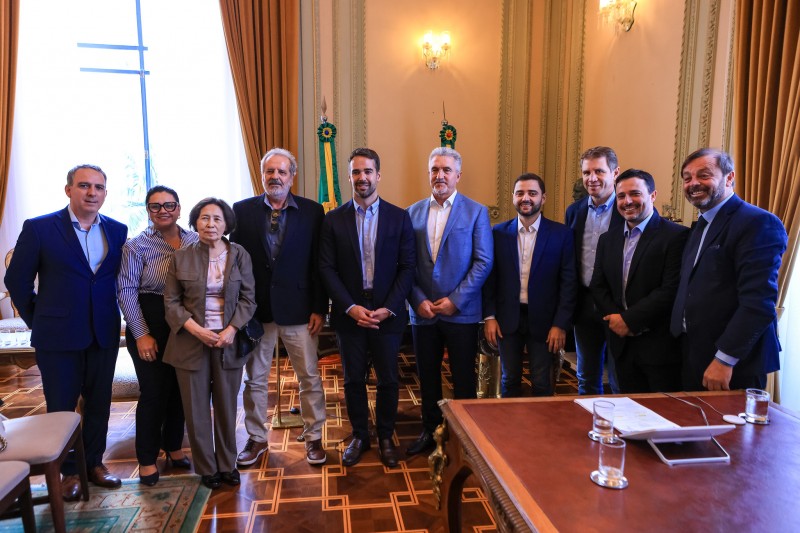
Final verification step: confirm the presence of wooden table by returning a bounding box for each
[432,392,800,532]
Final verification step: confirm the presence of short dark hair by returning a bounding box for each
[188,197,236,235]
[681,148,734,176]
[349,147,381,172]
[66,164,107,185]
[616,168,656,193]
[580,146,619,171]
[514,172,546,195]
[145,185,180,205]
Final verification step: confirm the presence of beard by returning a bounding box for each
[353,180,376,199]
[685,183,724,210]
[515,200,542,218]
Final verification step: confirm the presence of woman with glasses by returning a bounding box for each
[118,186,198,486]
[163,198,256,489]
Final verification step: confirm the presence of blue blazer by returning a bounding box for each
[482,216,577,342]
[4,207,128,351]
[670,195,787,384]
[319,199,416,335]
[565,197,625,322]
[407,193,493,325]
[590,211,688,365]
[230,193,328,326]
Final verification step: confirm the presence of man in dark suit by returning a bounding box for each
[5,164,128,500]
[405,147,493,456]
[565,146,625,395]
[670,148,787,391]
[230,148,329,466]
[319,148,416,467]
[590,169,689,392]
[483,173,576,396]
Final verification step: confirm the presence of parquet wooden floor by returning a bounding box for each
[0,348,581,532]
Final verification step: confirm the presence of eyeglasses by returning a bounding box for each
[147,202,178,213]
[270,210,281,233]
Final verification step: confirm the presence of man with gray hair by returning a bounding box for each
[405,147,493,456]
[231,148,329,466]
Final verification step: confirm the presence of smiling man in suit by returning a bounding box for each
[590,169,688,393]
[483,173,577,397]
[565,146,625,395]
[319,148,416,467]
[405,146,493,456]
[5,164,128,500]
[231,148,329,466]
[670,148,787,391]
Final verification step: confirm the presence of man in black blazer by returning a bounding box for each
[5,164,128,500]
[483,173,577,396]
[230,148,329,466]
[670,148,787,391]
[319,148,416,467]
[590,169,688,392]
[564,146,625,394]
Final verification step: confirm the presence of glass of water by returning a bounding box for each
[743,388,770,424]
[589,400,616,442]
[591,438,628,489]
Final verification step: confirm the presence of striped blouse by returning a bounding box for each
[118,226,199,339]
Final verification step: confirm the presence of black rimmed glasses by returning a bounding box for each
[270,210,281,233]
[147,202,179,213]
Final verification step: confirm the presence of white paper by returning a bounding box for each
[574,397,680,433]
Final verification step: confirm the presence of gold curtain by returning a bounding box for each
[218,0,299,195]
[733,0,800,402]
[0,0,19,227]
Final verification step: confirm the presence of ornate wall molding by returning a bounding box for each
[298,0,322,196]
[494,0,534,222]
[671,0,721,224]
[333,0,366,156]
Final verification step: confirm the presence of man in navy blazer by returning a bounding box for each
[483,173,577,396]
[590,169,688,393]
[670,148,787,391]
[5,164,128,499]
[406,147,493,456]
[320,148,416,467]
[230,148,329,466]
[565,146,625,395]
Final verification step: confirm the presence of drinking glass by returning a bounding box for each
[588,400,616,442]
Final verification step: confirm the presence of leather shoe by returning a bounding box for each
[220,469,240,486]
[406,431,435,456]
[341,438,370,467]
[378,438,399,468]
[61,475,82,501]
[201,474,221,489]
[88,464,122,489]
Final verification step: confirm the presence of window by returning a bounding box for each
[7,0,249,237]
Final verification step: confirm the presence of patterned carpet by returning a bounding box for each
[0,343,581,532]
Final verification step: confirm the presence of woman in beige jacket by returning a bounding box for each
[164,197,256,489]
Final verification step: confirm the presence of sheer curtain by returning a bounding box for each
[0,0,248,257]
[733,0,800,405]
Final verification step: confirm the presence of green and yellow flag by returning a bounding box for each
[439,102,457,148]
[317,120,341,213]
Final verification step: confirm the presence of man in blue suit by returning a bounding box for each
[565,146,625,394]
[320,148,416,467]
[5,164,128,500]
[231,148,329,467]
[483,173,577,396]
[670,148,787,391]
[590,169,688,392]
[406,147,493,456]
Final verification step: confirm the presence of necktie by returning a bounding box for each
[669,216,708,336]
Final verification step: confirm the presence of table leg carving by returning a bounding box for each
[429,420,449,510]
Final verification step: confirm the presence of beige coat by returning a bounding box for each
[163,239,256,370]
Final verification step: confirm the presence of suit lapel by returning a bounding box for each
[503,220,521,276]
[254,195,273,261]
[438,194,462,252]
[528,217,547,278]
[344,201,362,265]
[374,201,387,263]
[55,208,93,272]
[627,213,659,283]
[607,225,625,295]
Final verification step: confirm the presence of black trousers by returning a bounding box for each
[412,321,478,432]
[126,293,186,466]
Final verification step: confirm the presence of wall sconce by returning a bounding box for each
[599,0,637,32]
[422,31,450,70]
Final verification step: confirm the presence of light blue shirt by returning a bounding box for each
[68,205,108,274]
[581,194,616,287]
[621,213,653,308]
[356,198,380,290]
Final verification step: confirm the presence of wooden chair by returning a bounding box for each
[0,461,36,532]
[1,412,89,533]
